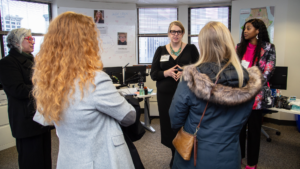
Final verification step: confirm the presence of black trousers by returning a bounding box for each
[16,131,52,169]
[156,91,177,149]
[157,91,177,166]
[239,110,263,166]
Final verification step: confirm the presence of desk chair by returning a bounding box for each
[261,110,281,142]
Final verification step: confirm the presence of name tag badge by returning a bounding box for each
[160,55,170,62]
[241,60,250,69]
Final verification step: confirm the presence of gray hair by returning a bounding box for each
[6,28,31,53]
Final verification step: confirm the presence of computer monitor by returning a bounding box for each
[269,66,288,90]
[103,67,123,84]
[125,66,147,84]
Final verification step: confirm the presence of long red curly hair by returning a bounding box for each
[32,12,103,123]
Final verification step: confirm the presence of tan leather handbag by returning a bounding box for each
[172,126,194,160]
[172,77,218,166]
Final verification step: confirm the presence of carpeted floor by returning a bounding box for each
[0,119,300,169]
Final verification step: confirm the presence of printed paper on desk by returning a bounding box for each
[160,55,170,62]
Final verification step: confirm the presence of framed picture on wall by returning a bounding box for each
[94,10,104,24]
[118,32,127,45]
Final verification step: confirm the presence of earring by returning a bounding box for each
[256,35,259,39]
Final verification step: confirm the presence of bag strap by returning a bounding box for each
[193,76,219,136]
[193,76,219,167]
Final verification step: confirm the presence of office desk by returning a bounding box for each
[135,93,156,133]
[267,107,300,115]
[117,87,156,133]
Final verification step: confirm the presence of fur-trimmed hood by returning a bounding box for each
[182,64,263,106]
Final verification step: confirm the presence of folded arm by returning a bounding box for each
[92,72,136,127]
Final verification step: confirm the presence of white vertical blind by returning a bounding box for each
[0,0,50,56]
[190,7,229,35]
[139,8,177,34]
[0,0,50,33]
[138,8,177,64]
[139,37,169,63]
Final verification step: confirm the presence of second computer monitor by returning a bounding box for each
[103,67,123,84]
[125,66,147,84]
[269,66,288,90]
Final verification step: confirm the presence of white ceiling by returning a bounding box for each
[80,0,233,5]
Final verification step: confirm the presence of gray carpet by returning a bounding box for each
[0,119,300,169]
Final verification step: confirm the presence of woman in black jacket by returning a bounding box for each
[0,28,52,169]
[150,21,199,167]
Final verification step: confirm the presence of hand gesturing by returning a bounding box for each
[164,65,182,81]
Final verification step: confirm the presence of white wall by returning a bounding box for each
[55,0,136,10]
[232,0,300,121]
[283,0,300,100]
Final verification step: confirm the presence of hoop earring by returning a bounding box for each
[256,35,259,39]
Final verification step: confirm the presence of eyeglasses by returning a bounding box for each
[169,30,183,35]
[24,36,35,43]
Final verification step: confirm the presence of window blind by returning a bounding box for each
[139,8,177,34]
[190,7,230,35]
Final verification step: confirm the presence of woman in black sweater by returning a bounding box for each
[150,21,199,167]
[0,28,52,169]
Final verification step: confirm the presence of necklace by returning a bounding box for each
[170,43,182,57]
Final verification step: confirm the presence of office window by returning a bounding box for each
[188,6,231,52]
[138,8,177,64]
[0,0,51,58]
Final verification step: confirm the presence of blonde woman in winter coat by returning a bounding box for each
[169,21,263,169]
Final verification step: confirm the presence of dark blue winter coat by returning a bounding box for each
[169,63,263,169]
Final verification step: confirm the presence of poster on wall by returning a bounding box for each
[58,7,136,67]
[94,10,104,24]
[239,6,275,43]
[118,32,127,45]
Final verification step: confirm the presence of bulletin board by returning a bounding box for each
[58,7,136,67]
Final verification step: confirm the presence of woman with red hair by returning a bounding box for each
[32,12,136,169]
